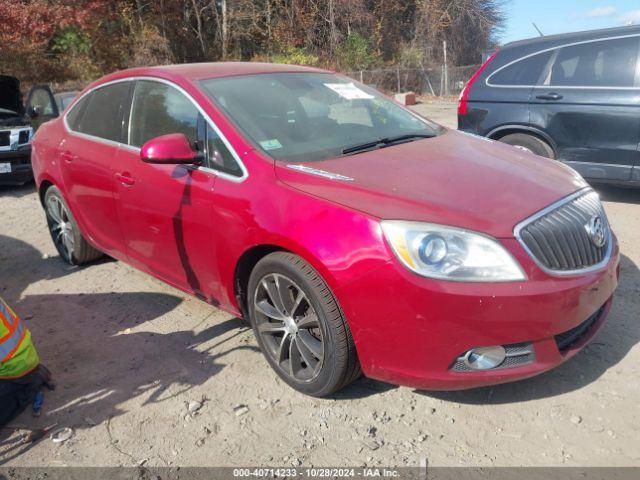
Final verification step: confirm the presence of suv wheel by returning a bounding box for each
[44,186,103,265]
[498,133,555,159]
[248,252,361,397]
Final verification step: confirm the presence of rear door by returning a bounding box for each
[530,35,640,182]
[26,85,59,131]
[59,81,132,256]
[464,49,553,135]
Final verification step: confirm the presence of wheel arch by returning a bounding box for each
[38,179,55,207]
[487,125,557,157]
[234,244,287,317]
[232,241,344,320]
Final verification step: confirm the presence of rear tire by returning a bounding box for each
[499,133,555,159]
[248,252,361,397]
[44,186,103,265]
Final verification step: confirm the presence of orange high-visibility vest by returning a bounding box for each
[0,298,39,379]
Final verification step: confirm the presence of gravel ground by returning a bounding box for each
[0,103,639,468]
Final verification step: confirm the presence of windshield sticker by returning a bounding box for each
[324,83,374,100]
[260,139,283,151]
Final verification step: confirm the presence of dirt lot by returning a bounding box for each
[1,103,639,468]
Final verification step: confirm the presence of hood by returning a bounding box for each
[275,129,588,238]
[0,75,24,117]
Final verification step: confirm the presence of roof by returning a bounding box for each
[100,62,332,84]
[502,24,640,51]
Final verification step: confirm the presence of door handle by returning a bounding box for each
[115,172,135,186]
[536,92,563,101]
[59,151,75,163]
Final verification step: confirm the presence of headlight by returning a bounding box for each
[381,221,526,282]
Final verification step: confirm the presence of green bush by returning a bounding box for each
[52,28,91,55]
[336,33,376,70]
[399,46,424,68]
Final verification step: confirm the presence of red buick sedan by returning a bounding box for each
[31,63,619,396]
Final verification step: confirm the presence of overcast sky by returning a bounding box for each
[501,0,640,44]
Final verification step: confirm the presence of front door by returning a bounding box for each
[530,35,640,182]
[114,79,219,300]
[26,85,59,131]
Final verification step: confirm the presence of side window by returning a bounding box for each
[76,82,130,142]
[128,81,199,148]
[29,88,56,115]
[490,51,553,86]
[206,124,242,177]
[66,93,92,131]
[550,37,640,87]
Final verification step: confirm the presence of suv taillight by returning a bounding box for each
[458,51,498,116]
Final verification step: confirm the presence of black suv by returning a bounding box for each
[458,25,640,186]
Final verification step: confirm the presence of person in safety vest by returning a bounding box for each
[0,297,52,427]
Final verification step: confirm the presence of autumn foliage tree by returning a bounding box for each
[0,0,505,86]
[0,0,113,84]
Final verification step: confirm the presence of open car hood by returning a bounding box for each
[0,75,24,116]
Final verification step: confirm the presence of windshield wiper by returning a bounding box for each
[341,133,434,155]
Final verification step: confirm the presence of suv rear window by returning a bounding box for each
[550,37,640,87]
[490,51,553,86]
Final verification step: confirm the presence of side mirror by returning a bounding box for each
[140,133,203,165]
[28,105,42,118]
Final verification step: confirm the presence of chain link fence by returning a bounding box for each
[344,64,480,97]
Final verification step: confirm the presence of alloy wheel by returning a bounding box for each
[46,195,75,261]
[253,273,325,383]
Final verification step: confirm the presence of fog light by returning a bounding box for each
[463,346,506,370]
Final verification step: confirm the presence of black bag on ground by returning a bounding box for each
[0,366,52,427]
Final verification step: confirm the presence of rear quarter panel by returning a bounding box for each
[458,100,532,137]
[31,119,64,190]
[458,47,536,135]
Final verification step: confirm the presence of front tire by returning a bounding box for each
[499,133,555,159]
[44,186,103,265]
[248,252,361,397]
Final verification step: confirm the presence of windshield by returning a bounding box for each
[200,73,441,162]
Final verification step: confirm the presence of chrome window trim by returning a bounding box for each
[513,188,614,277]
[63,76,249,184]
[486,33,640,89]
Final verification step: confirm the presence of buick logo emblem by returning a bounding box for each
[585,215,607,248]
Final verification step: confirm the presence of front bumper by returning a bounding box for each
[0,146,33,185]
[337,237,620,391]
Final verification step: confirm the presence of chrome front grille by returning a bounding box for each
[0,131,9,147]
[515,190,611,275]
[0,128,31,149]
